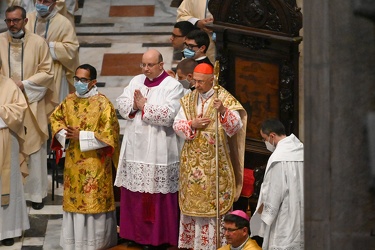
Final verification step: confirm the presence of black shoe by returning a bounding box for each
[126,240,142,248]
[2,238,14,246]
[32,201,44,210]
[143,245,155,250]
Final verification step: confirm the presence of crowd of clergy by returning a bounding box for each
[0,1,304,250]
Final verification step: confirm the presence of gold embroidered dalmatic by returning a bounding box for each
[179,87,247,217]
[50,93,120,214]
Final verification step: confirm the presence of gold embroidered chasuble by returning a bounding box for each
[26,11,80,96]
[0,75,28,206]
[179,87,247,217]
[0,31,55,155]
[50,92,120,214]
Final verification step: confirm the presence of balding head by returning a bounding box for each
[141,49,164,79]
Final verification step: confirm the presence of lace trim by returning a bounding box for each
[178,215,226,250]
[264,202,279,215]
[173,119,196,139]
[221,110,241,137]
[63,238,104,248]
[117,98,133,119]
[143,104,174,126]
[115,161,179,193]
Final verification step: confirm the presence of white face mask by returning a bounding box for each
[8,29,24,39]
[265,137,276,152]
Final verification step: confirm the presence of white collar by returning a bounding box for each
[75,85,98,98]
[199,88,214,99]
[230,236,250,250]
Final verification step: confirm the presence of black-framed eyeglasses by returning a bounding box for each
[223,227,243,233]
[140,62,161,69]
[4,18,23,24]
[184,43,199,50]
[73,76,92,84]
[171,33,184,38]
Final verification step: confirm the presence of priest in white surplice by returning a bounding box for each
[115,49,184,248]
[0,5,55,210]
[250,119,304,250]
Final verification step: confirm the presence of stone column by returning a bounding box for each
[304,0,375,249]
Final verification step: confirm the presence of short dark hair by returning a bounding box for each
[261,118,286,136]
[174,21,197,36]
[186,30,210,53]
[223,214,250,235]
[158,53,163,63]
[6,5,26,19]
[76,64,97,80]
[176,58,198,75]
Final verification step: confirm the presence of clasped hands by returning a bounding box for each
[133,89,147,111]
[66,125,79,140]
[191,98,226,129]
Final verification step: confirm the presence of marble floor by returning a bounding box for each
[0,0,179,249]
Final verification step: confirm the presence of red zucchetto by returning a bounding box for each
[193,63,213,74]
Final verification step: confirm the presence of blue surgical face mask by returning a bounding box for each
[74,81,89,95]
[36,3,51,16]
[182,48,195,58]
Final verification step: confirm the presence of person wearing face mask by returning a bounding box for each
[26,0,80,103]
[50,64,120,250]
[7,0,78,27]
[0,5,55,211]
[183,29,213,67]
[173,63,247,250]
[250,118,304,250]
[177,0,216,64]
[176,58,198,94]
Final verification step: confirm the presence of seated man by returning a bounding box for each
[219,210,262,250]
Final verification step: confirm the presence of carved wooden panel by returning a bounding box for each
[209,0,302,160]
[235,58,279,140]
[209,0,302,36]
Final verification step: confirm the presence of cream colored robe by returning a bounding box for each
[7,0,78,26]
[26,10,80,101]
[177,0,216,64]
[0,75,28,205]
[55,0,78,27]
[0,31,55,154]
[6,0,34,12]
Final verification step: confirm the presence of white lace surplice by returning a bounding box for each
[114,74,184,194]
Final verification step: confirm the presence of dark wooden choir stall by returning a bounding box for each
[208,0,303,213]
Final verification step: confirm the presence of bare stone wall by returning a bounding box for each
[304,0,375,249]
